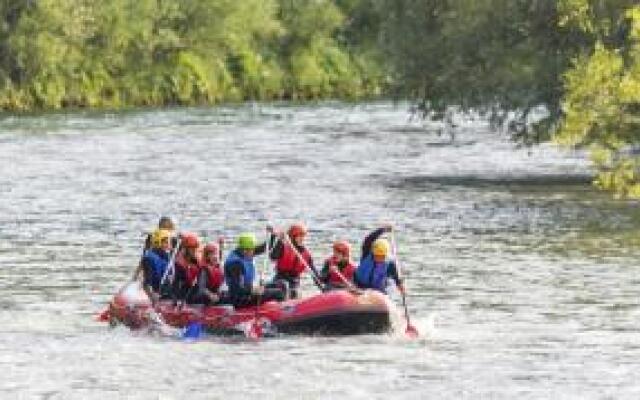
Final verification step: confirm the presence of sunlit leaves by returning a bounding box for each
[556,4,640,197]
[0,0,383,109]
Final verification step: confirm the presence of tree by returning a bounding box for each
[375,0,578,144]
[556,2,640,197]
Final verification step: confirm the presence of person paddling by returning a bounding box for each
[224,233,285,308]
[189,239,225,305]
[172,232,201,304]
[268,223,321,298]
[354,225,405,295]
[141,228,172,306]
[320,240,356,291]
[132,216,176,281]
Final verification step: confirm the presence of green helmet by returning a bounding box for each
[237,232,256,250]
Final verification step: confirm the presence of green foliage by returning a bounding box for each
[278,0,382,99]
[373,0,576,144]
[367,0,640,198]
[556,4,640,198]
[0,0,385,110]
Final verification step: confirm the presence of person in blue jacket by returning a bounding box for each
[141,228,171,305]
[354,225,405,294]
[132,216,176,281]
[224,232,285,308]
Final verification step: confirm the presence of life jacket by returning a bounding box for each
[324,256,356,286]
[199,261,224,292]
[355,254,392,293]
[176,252,199,287]
[142,248,169,291]
[224,249,255,288]
[276,242,312,278]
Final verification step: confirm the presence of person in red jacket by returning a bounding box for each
[189,238,225,305]
[172,231,201,303]
[320,240,356,291]
[268,222,322,299]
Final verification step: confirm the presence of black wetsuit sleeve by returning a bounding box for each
[361,228,386,260]
[251,233,278,256]
[269,236,284,260]
[388,261,402,286]
[320,260,331,283]
[254,241,266,256]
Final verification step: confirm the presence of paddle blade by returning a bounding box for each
[183,322,203,341]
[405,323,419,339]
[95,308,110,322]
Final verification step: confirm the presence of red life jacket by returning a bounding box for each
[276,242,312,277]
[176,253,199,287]
[324,256,356,285]
[199,261,224,292]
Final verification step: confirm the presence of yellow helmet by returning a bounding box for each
[372,239,389,257]
[151,229,171,249]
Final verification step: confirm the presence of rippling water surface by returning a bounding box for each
[1,103,639,399]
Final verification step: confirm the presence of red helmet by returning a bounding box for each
[181,232,200,249]
[288,222,307,237]
[332,240,351,257]
[203,242,219,255]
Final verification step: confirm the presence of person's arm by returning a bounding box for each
[197,268,219,301]
[196,268,207,295]
[253,241,266,256]
[132,234,152,281]
[172,263,189,301]
[388,261,404,293]
[253,230,280,256]
[268,236,284,260]
[361,228,387,260]
[306,256,323,288]
[320,260,331,282]
[141,257,159,305]
[263,227,281,259]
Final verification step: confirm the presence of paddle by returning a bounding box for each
[390,231,419,339]
[181,235,226,341]
[280,233,351,292]
[140,236,183,331]
[160,236,182,287]
[131,232,152,281]
[98,235,160,324]
[246,230,272,340]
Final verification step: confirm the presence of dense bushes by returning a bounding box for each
[0,0,385,110]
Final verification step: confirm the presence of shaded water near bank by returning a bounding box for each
[1,103,639,399]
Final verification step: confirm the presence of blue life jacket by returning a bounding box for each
[224,249,255,289]
[142,248,169,291]
[355,254,392,293]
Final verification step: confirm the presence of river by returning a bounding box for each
[0,103,639,399]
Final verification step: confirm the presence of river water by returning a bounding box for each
[0,103,639,399]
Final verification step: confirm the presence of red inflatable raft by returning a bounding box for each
[102,283,392,336]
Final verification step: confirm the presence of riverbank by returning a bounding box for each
[0,0,386,112]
